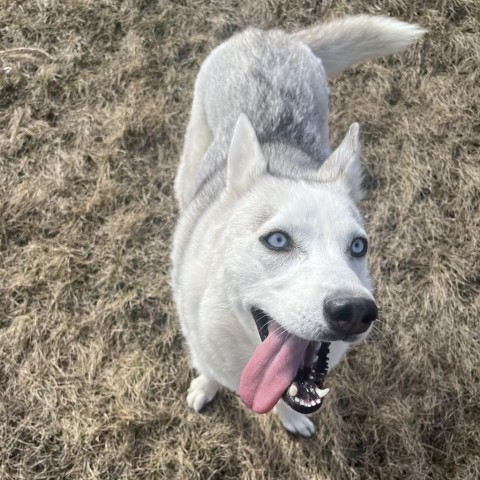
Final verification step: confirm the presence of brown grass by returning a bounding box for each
[0,1,479,479]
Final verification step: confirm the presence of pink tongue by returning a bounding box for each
[240,321,309,413]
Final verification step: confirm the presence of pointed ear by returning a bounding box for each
[317,123,363,201]
[227,113,266,195]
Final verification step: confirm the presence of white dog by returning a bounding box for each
[172,15,424,437]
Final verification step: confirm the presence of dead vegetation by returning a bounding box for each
[0,1,478,479]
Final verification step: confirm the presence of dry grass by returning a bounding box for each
[0,0,478,479]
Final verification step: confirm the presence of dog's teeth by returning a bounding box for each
[313,355,318,363]
[316,398,322,405]
[294,397,300,403]
[288,384,298,397]
[309,374,314,380]
[315,387,330,398]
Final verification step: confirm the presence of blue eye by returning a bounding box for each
[350,237,368,257]
[261,231,292,251]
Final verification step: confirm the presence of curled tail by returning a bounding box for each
[291,15,425,75]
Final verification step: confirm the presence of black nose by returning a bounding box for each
[324,296,378,335]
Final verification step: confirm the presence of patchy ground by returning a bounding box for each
[0,1,478,479]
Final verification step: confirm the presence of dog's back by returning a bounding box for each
[175,17,424,210]
[192,29,330,197]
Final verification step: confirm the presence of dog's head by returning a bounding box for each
[220,114,378,414]
[222,114,377,344]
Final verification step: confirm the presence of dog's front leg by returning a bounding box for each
[274,400,315,437]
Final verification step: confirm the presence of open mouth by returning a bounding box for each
[239,307,330,415]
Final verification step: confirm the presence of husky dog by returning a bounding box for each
[172,15,424,437]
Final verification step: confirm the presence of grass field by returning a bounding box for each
[0,1,479,479]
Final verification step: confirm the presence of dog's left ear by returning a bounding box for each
[317,123,363,201]
[226,113,267,196]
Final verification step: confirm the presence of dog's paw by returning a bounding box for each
[187,375,219,412]
[274,401,315,437]
[280,413,315,437]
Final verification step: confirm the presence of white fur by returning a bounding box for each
[227,114,267,196]
[317,122,364,201]
[291,15,426,75]
[172,16,424,437]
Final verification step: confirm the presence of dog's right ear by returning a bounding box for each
[226,113,267,195]
[317,123,363,201]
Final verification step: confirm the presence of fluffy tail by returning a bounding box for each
[291,15,425,75]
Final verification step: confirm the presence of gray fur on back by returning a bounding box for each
[192,28,331,200]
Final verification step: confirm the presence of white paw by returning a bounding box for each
[186,375,219,412]
[274,401,315,437]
